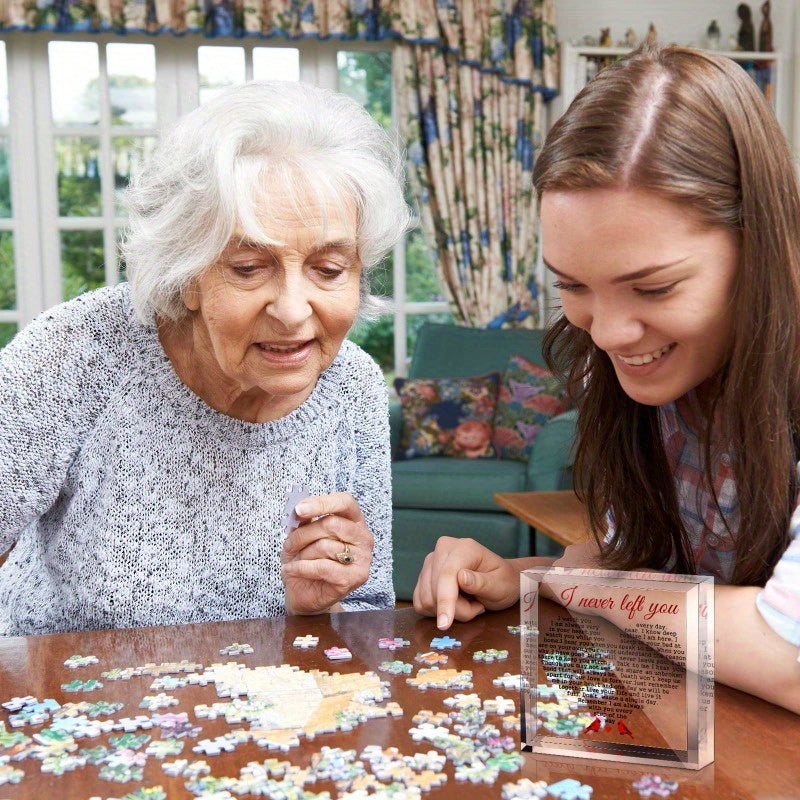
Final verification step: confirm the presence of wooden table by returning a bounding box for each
[495,490,593,548]
[0,606,797,799]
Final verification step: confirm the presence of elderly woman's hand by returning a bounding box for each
[280,492,373,614]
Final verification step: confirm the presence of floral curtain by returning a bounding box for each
[1,0,558,328]
[396,2,558,328]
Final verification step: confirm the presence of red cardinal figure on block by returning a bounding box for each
[618,719,634,738]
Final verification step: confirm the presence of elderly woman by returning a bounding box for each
[0,81,411,635]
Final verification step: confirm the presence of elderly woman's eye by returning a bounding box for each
[314,265,346,280]
[231,264,261,276]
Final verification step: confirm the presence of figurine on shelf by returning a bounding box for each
[759,1,773,51]
[599,27,612,47]
[645,22,657,45]
[624,27,637,48]
[737,3,755,52]
[706,19,721,50]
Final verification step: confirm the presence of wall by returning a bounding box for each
[552,0,798,151]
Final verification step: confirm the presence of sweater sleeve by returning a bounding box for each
[338,348,394,612]
[0,294,120,549]
[756,473,800,647]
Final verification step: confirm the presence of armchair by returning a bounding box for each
[390,322,577,599]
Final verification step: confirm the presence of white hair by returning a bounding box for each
[121,80,413,324]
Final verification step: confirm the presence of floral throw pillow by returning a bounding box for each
[394,374,500,459]
[491,354,572,462]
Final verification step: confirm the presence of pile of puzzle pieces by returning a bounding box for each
[0,634,677,799]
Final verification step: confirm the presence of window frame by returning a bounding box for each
[3,31,447,372]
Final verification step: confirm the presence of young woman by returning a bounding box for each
[413,45,800,713]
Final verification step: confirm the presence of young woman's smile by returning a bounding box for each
[541,187,739,407]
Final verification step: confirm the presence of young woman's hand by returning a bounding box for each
[413,536,522,629]
[281,492,372,614]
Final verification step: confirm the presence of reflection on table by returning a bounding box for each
[0,605,797,799]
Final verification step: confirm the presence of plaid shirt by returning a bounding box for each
[660,395,800,648]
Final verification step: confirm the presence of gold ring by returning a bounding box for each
[336,544,354,565]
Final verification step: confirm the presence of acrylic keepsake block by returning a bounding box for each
[520,567,714,769]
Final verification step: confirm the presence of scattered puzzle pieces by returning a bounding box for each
[414,651,448,666]
[473,649,508,663]
[324,646,352,661]
[430,636,461,650]
[63,655,99,669]
[378,638,410,651]
[545,778,594,799]
[293,635,319,649]
[406,668,473,691]
[632,775,680,797]
[483,696,516,715]
[139,693,179,711]
[219,643,254,656]
[502,778,549,799]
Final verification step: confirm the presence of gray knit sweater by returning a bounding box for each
[0,284,393,635]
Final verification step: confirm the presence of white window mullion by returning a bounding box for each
[97,44,118,287]
[7,35,45,324]
[155,37,199,125]
[31,37,61,311]
[300,41,339,90]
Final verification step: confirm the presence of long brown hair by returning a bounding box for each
[535,45,800,585]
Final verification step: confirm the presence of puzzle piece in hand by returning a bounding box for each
[546,778,594,799]
[430,635,461,650]
[293,635,319,649]
[283,483,311,537]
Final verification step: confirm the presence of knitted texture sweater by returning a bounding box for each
[0,284,393,635]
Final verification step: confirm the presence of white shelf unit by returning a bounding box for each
[557,43,786,139]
